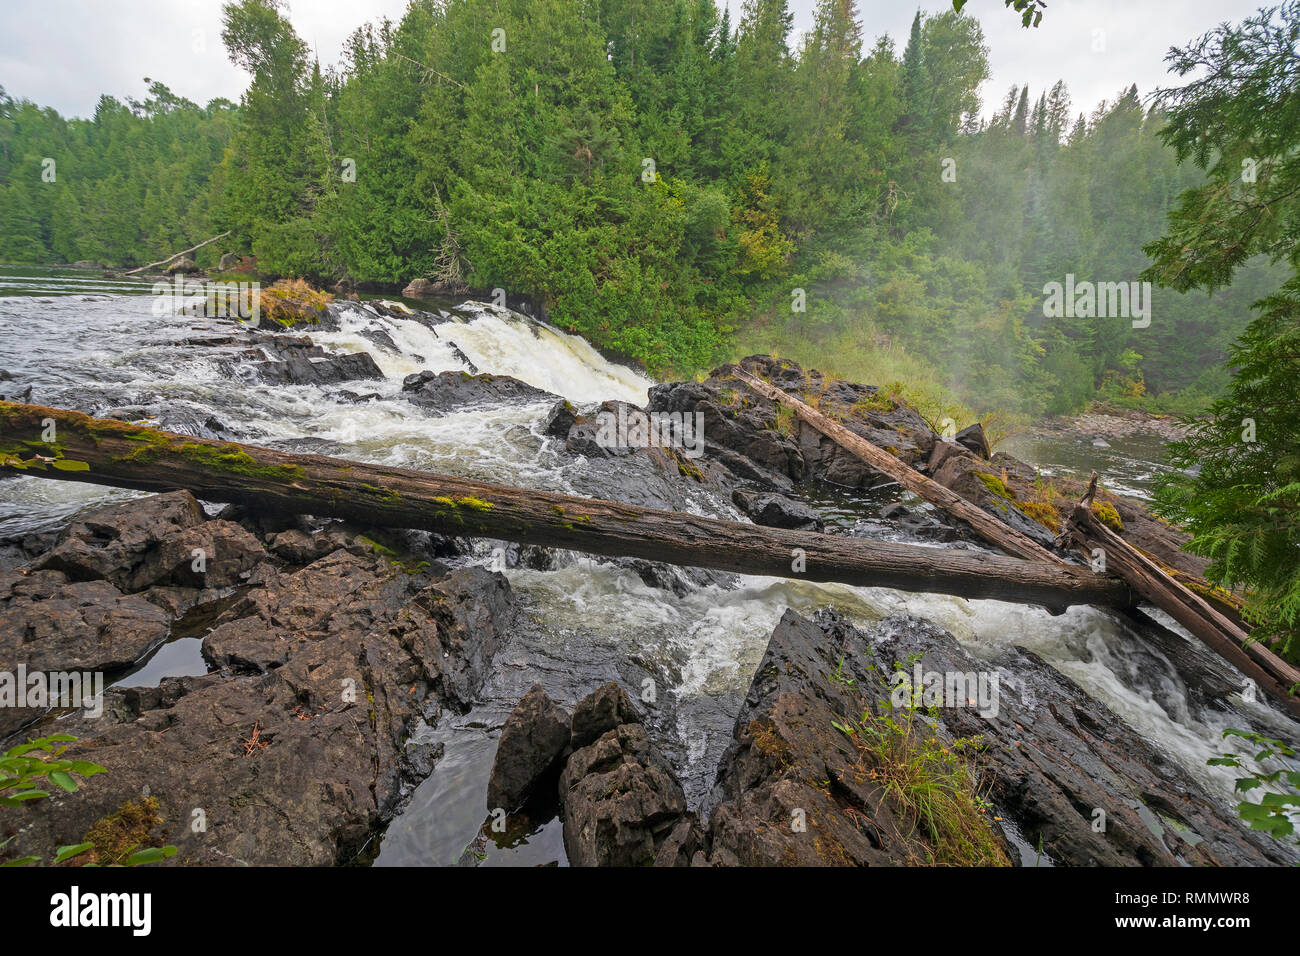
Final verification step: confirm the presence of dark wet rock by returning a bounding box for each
[0,380,32,403]
[732,490,824,531]
[703,608,1289,867]
[114,404,230,441]
[102,406,151,422]
[607,557,736,597]
[0,529,58,573]
[32,491,267,592]
[564,413,630,459]
[654,816,707,867]
[357,326,400,354]
[548,400,739,519]
[497,541,556,571]
[649,378,803,484]
[647,355,935,492]
[560,723,692,867]
[557,686,695,867]
[447,342,479,374]
[266,527,351,566]
[926,437,969,476]
[253,350,383,387]
[210,502,308,541]
[0,570,174,737]
[570,681,640,749]
[703,609,943,866]
[213,332,376,383]
[201,550,500,688]
[401,370,555,413]
[334,389,382,404]
[140,584,216,619]
[486,684,571,813]
[877,502,960,542]
[2,539,515,866]
[543,399,579,439]
[954,423,991,459]
[981,493,1061,550]
[0,571,172,673]
[930,451,1061,552]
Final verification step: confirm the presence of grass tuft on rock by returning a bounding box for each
[834,705,1010,867]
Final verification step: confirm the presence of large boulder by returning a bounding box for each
[569,680,640,749]
[215,332,381,384]
[647,355,936,491]
[253,351,383,387]
[953,422,991,459]
[32,491,267,592]
[485,683,571,813]
[542,399,579,439]
[731,490,823,531]
[0,570,174,738]
[703,608,1289,867]
[401,370,556,413]
[558,684,697,867]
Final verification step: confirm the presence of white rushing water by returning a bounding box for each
[1,267,1295,866]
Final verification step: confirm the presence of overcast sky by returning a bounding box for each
[0,1,1270,121]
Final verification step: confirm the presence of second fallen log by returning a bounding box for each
[726,366,1064,564]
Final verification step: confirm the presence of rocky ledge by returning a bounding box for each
[1,491,512,865]
[485,610,1289,867]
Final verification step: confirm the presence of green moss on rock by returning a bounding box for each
[1091,499,1124,533]
[974,472,1016,500]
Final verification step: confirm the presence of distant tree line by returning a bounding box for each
[0,0,1281,416]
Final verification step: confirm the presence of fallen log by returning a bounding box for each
[123,231,231,276]
[728,366,1064,564]
[1065,474,1300,718]
[0,401,1134,611]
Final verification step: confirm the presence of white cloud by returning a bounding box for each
[0,0,408,117]
[782,0,1266,119]
[0,1,1270,120]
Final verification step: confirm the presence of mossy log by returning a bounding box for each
[0,401,1135,611]
[728,367,1064,564]
[1066,474,1300,719]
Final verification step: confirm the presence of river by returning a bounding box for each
[1,265,1294,866]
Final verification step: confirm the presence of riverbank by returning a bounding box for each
[1035,404,1190,443]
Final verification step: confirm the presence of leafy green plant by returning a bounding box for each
[0,735,177,867]
[0,734,106,807]
[1208,729,1300,844]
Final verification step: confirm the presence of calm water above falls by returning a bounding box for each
[0,266,1293,866]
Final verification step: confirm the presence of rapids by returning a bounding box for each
[1,266,1294,866]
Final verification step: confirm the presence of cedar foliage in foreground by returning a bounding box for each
[1146,2,1300,658]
